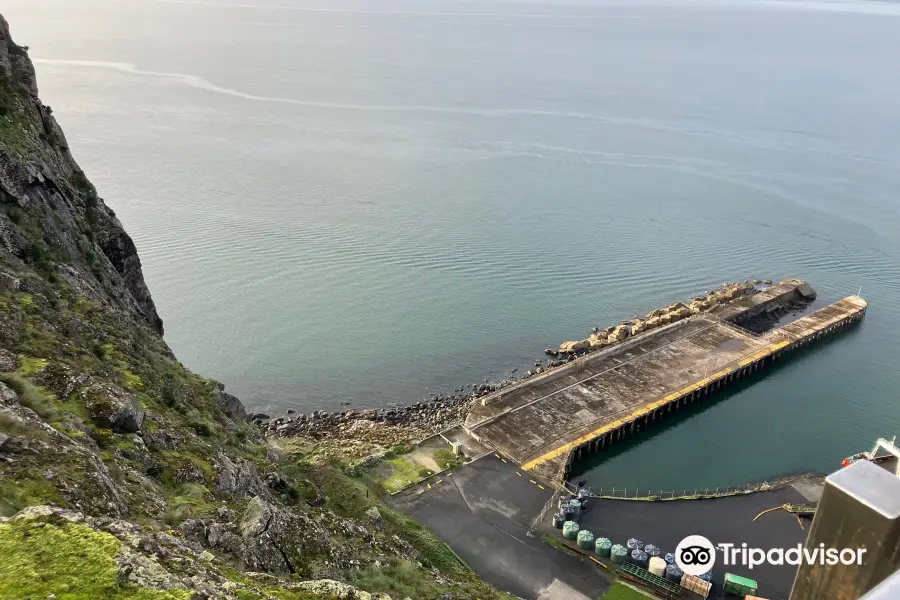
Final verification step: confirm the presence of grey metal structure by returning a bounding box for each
[790,460,900,600]
[860,569,900,600]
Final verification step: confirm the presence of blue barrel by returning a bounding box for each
[552,512,564,529]
[626,538,644,552]
[629,549,649,568]
[644,544,661,557]
[664,552,676,565]
[665,563,683,583]
[699,571,713,582]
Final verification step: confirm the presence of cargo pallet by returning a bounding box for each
[617,562,682,599]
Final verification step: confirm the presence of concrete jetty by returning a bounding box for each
[464,280,867,483]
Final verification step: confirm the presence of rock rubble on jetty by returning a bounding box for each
[549,279,771,358]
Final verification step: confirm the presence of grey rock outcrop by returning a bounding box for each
[235,496,332,574]
[34,362,90,398]
[215,451,269,499]
[213,382,247,423]
[0,348,15,372]
[1,392,129,516]
[288,579,393,599]
[0,270,19,292]
[0,14,163,335]
[365,506,383,530]
[97,229,164,334]
[0,380,16,405]
[82,382,145,433]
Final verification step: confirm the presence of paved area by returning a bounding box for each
[550,482,821,600]
[439,424,492,459]
[792,478,825,503]
[389,454,610,600]
[464,285,866,482]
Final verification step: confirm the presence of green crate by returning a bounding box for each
[723,572,758,597]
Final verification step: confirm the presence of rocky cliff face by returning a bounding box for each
[0,13,510,600]
[0,14,162,334]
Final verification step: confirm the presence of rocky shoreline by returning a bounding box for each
[257,278,777,449]
[257,395,477,442]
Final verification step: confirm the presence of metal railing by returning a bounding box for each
[562,473,819,501]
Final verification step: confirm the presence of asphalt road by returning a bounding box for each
[390,454,611,600]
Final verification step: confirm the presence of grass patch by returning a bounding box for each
[383,442,413,459]
[184,409,222,438]
[433,448,464,470]
[162,483,218,526]
[0,373,88,440]
[0,413,51,442]
[0,373,58,421]
[602,581,655,599]
[380,456,427,493]
[159,451,215,491]
[348,557,454,599]
[15,357,47,377]
[540,534,580,556]
[0,478,64,518]
[72,296,96,315]
[120,368,143,391]
[0,517,192,599]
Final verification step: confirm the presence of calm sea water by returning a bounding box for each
[6,0,900,490]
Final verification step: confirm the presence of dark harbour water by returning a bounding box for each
[5,0,900,491]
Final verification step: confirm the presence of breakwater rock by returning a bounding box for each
[548,279,771,358]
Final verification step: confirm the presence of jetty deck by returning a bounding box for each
[464,282,866,483]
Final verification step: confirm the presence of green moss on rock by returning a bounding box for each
[0,518,192,600]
